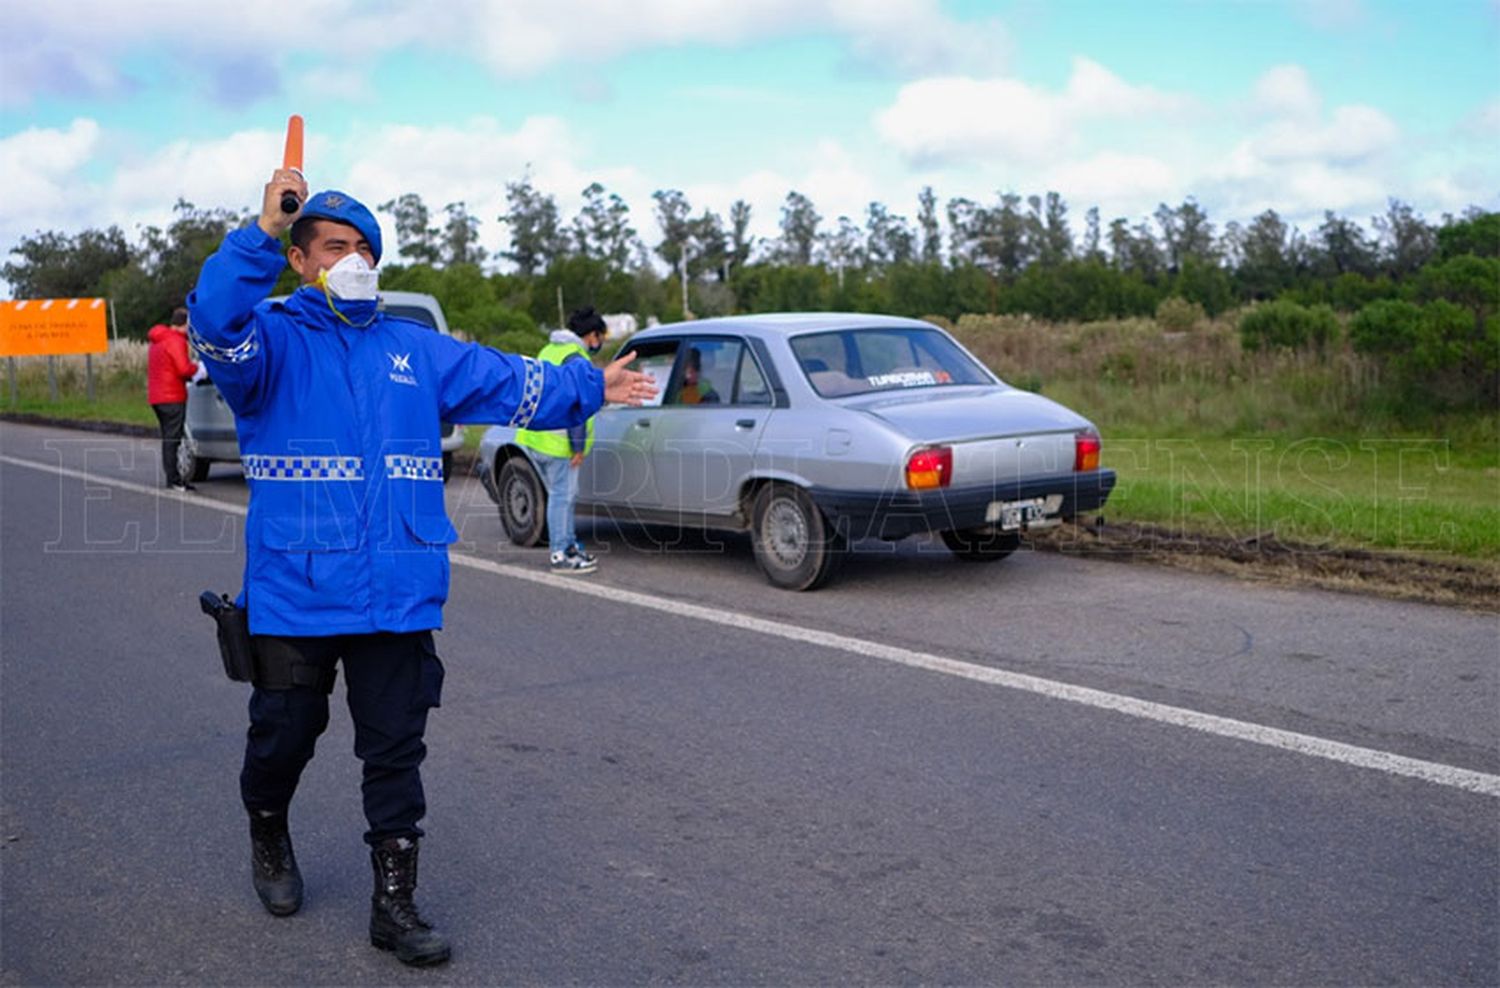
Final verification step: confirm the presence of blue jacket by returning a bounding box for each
[188,225,604,636]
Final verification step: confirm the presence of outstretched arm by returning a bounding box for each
[430,339,657,429]
[185,170,306,415]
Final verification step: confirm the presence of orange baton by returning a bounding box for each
[280,114,304,214]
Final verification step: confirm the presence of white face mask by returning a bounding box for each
[320,252,380,301]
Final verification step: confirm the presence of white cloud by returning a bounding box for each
[0,120,103,236]
[1062,58,1189,118]
[1048,152,1180,207]
[875,76,1073,165]
[829,0,1013,76]
[874,57,1192,166]
[1252,104,1398,164]
[1251,64,1321,119]
[1204,144,1393,225]
[109,130,284,215]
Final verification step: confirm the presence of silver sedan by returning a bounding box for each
[479,313,1116,590]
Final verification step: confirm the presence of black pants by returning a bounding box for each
[151,402,186,485]
[240,631,445,845]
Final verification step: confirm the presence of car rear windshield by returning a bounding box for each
[791,327,992,397]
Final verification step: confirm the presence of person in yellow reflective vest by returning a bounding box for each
[516,307,608,572]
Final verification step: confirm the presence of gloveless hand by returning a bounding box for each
[602,352,658,406]
[256,169,308,239]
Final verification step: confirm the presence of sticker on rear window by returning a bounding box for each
[867,370,937,388]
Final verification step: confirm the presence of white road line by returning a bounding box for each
[5,451,1498,798]
[0,454,248,516]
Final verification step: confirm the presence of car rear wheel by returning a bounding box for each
[751,484,844,591]
[941,525,1021,562]
[442,451,454,484]
[177,431,211,483]
[497,455,547,547]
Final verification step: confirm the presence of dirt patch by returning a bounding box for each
[1028,520,1500,613]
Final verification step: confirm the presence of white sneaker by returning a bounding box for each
[549,548,597,574]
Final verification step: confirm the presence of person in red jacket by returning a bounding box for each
[147,307,199,491]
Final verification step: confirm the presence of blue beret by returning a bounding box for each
[299,190,383,263]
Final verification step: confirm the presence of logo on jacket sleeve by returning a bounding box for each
[387,352,417,386]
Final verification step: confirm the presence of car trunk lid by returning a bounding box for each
[851,386,1088,483]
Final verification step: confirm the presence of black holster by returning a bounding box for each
[200,591,256,682]
[198,592,336,693]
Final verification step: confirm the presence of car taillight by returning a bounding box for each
[1074,431,1101,472]
[906,446,952,489]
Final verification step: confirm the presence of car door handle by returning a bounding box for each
[735,418,756,429]
[635,419,651,428]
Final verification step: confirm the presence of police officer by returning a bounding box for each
[188,169,655,967]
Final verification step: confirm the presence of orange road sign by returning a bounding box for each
[0,298,109,357]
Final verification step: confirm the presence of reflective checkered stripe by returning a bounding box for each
[241,455,364,481]
[190,326,260,364]
[507,356,544,429]
[384,455,444,481]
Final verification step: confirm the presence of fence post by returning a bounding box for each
[86,353,95,402]
[48,356,58,402]
[7,358,15,406]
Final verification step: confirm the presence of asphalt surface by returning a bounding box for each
[1,421,1496,986]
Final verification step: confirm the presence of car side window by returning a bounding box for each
[665,338,739,407]
[734,346,772,406]
[618,341,680,407]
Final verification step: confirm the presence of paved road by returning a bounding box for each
[2,422,1496,985]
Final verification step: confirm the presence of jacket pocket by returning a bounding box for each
[259,514,364,592]
[397,499,459,546]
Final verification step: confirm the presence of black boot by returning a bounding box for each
[248,809,303,916]
[369,837,451,966]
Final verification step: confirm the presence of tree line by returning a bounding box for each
[4,181,1496,408]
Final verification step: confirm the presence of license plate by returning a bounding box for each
[986,497,1045,530]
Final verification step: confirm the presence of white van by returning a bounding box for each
[181,290,465,482]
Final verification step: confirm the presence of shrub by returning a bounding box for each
[1348,299,1423,356]
[1415,255,1500,313]
[1350,297,1497,409]
[1238,300,1338,352]
[1155,295,1206,334]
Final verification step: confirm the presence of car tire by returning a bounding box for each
[442,451,454,485]
[941,525,1020,562]
[751,484,844,591]
[178,431,211,483]
[496,455,547,547]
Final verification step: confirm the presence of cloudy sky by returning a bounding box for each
[1,0,1496,284]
